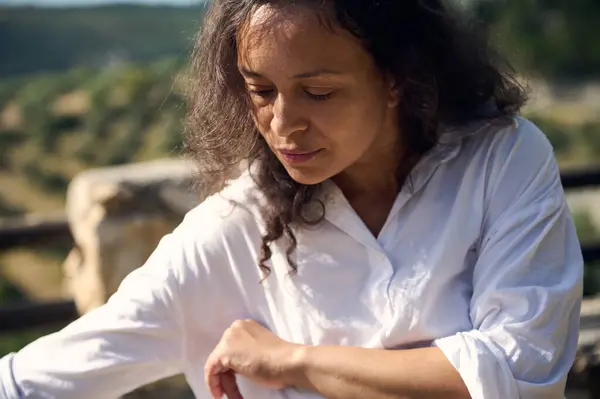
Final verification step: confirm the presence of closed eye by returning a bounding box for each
[248,88,275,98]
[246,86,335,102]
[306,91,334,101]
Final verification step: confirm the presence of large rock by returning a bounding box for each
[61,159,204,398]
[62,158,201,314]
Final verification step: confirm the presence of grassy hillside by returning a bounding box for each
[0,58,187,216]
[0,4,205,77]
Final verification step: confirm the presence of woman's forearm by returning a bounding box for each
[284,345,470,399]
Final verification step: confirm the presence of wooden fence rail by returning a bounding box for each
[561,166,600,190]
[0,213,71,251]
[0,300,77,333]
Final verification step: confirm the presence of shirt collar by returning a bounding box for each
[318,116,516,229]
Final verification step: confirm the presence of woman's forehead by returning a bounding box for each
[239,4,330,46]
[237,4,368,76]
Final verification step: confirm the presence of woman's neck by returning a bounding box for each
[331,143,401,236]
[332,119,403,201]
[333,168,399,237]
[332,166,399,201]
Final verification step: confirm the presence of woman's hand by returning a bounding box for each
[204,319,302,399]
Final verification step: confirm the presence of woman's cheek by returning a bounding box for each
[310,105,353,136]
[252,106,273,133]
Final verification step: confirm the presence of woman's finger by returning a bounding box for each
[206,371,223,399]
[220,370,244,399]
[204,357,225,399]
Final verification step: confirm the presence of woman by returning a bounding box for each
[0,0,583,398]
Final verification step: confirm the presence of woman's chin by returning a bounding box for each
[284,166,330,186]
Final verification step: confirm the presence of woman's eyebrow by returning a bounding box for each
[239,66,344,79]
[239,67,263,78]
[292,68,344,78]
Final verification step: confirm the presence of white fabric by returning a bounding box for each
[0,116,583,399]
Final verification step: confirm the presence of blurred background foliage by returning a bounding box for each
[475,0,600,80]
[0,0,600,353]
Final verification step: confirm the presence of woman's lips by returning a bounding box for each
[277,148,323,164]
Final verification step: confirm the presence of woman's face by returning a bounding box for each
[238,5,400,185]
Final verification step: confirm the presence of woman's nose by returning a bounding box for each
[270,94,308,137]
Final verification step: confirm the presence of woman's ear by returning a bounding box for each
[387,74,401,108]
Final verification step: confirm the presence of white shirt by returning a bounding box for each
[0,116,583,399]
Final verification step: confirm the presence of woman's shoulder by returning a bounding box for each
[161,170,266,285]
[177,170,265,243]
[445,116,562,214]
[459,115,564,219]
[466,115,555,166]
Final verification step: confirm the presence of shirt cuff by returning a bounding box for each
[0,353,22,399]
[433,330,520,399]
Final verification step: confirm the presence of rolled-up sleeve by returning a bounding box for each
[434,119,584,399]
[0,231,188,399]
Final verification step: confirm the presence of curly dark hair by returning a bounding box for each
[184,0,527,277]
